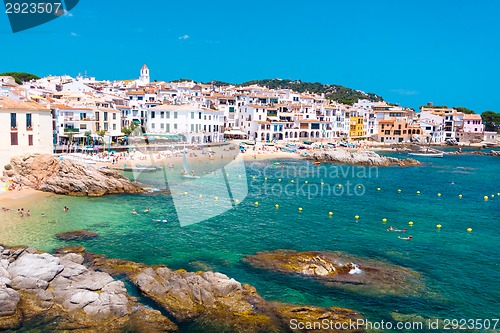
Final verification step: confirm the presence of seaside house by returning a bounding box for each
[147,104,224,143]
[0,96,52,168]
[51,104,94,142]
[455,114,484,143]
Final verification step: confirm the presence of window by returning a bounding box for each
[151,111,155,119]
[151,123,155,129]
[166,124,170,132]
[191,124,194,132]
[166,112,170,119]
[95,112,100,121]
[80,124,87,129]
[26,113,32,129]
[138,96,143,101]
[113,113,116,120]
[10,113,16,129]
[160,123,164,129]
[174,123,177,130]
[174,112,178,119]
[229,107,235,113]
[113,124,116,130]
[161,112,165,118]
[104,112,108,121]
[104,123,108,130]
[28,134,33,146]
[191,112,194,119]
[11,132,18,145]
[199,112,202,119]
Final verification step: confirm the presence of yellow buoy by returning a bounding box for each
[321,182,324,186]
[436,224,442,229]
[278,179,282,182]
[357,185,361,189]
[338,184,342,188]
[235,199,239,204]
[226,173,229,176]
[214,196,218,200]
[199,194,203,198]
[437,193,441,197]
[484,196,489,201]
[291,180,295,183]
[298,207,303,212]
[264,177,268,181]
[467,228,472,233]
[417,191,421,195]
[275,204,279,209]
[459,194,463,199]
[255,201,259,206]
[497,193,500,197]
[409,221,414,226]
[377,187,381,191]
[491,194,495,198]
[184,192,188,195]
[328,211,333,216]
[252,176,256,180]
[238,175,242,178]
[355,215,359,220]
[305,181,308,184]
[398,189,401,193]
[382,218,387,223]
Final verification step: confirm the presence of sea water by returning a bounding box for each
[1,153,499,332]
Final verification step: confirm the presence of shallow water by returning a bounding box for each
[1,153,499,332]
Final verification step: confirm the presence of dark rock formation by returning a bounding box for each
[4,154,144,196]
[55,230,99,241]
[244,250,424,297]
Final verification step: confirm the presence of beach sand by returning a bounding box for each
[0,188,54,210]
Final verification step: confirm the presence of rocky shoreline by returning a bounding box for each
[311,149,420,166]
[0,245,364,332]
[3,154,144,197]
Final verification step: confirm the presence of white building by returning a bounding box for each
[137,64,150,86]
[147,104,224,143]
[0,96,53,168]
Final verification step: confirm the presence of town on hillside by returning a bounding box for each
[0,65,499,168]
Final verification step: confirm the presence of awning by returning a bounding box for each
[224,130,247,136]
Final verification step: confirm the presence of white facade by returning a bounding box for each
[147,104,224,143]
[137,64,150,85]
[0,97,53,168]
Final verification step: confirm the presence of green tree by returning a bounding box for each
[481,111,500,131]
[121,122,138,136]
[454,106,475,114]
[0,72,40,85]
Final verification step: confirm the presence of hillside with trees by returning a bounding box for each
[240,79,383,105]
[0,72,40,85]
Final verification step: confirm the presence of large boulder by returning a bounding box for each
[5,154,144,196]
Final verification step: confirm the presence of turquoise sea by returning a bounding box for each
[1,153,499,332]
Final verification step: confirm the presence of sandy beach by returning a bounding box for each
[0,188,54,210]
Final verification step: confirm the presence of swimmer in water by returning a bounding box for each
[387,226,394,231]
[398,235,412,241]
[144,207,150,213]
[131,209,138,215]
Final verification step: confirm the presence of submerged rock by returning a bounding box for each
[245,250,424,297]
[5,154,144,196]
[56,230,99,241]
[312,149,420,166]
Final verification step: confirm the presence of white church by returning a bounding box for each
[137,64,150,86]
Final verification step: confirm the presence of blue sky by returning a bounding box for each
[1,0,499,112]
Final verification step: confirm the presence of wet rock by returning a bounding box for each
[56,230,99,241]
[245,250,424,297]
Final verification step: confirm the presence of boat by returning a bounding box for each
[123,166,158,172]
[182,148,200,178]
[136,164,162,170]
[313,161,321,165]
[408,152,444,158]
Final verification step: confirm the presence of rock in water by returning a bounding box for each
[5,154,144,196]
[244,250,424,297]
[312,149,420,166]
[55,230,99,241]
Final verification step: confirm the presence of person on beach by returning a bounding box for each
[398,236,412,241]
[26,210,31,217]
[41,213,45,217]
